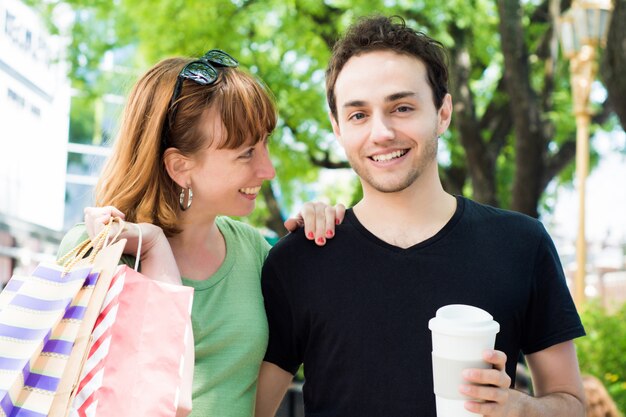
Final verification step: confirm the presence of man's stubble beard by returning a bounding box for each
[349,134,439,194]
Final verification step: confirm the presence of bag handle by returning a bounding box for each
[97,219,141,271]
[132,223,142,272]
[58,217,126,274]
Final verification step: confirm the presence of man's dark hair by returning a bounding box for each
[325,15,449,120]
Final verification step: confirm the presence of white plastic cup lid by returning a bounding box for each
[428,304,500,337]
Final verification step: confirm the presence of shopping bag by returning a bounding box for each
[70,264,194,417]
[48,240,126,417]
[0,263,92,417]
[0,223,120,417]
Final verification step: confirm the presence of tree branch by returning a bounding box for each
[541,140,576,190]
[309,151,350,169]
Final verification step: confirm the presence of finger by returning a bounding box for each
[84,207,103,239]
[335,203,346,225]
[460,383,509,403]
[463,366,511,388]
[464,398,501,416]
[93,215,113,240]
[324,205,336,240]
[283,217,300,233]
[298,203,316,240]
[84,206,125,240]
[105,206,125,221]
[484,350,507,371]
[313,203,327,246]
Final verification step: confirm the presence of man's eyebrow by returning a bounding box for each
[386,91,416,102]
[343,100,367,108]
[342,92,417,108]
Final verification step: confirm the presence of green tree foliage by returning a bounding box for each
[29,0,624,234]
[576,302,626,413]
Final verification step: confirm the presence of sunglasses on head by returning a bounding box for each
[161,49,239,150]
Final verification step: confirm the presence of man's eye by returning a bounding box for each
[349,112,366,121]
[396,106,413,113]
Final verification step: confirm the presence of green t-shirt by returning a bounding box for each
[57,217,271,417]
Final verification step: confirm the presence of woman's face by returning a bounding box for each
[188,106,276,218]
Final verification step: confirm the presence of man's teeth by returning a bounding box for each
[239,186,261,195]
[371,150,407,162]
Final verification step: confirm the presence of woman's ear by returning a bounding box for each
[163,148,194,188]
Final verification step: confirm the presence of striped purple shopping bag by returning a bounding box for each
[0,263,95,417]
[0,221,121,417]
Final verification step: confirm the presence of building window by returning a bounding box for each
[4,11,15,36]
[30,105,41,117]
[25,30,32,50]
[7,88,25,108]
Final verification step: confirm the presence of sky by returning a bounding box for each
[544,129,626,271]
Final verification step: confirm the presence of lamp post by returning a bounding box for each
[558,0,612,308]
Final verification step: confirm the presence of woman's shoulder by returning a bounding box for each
[216,216,271,250]
[217,216,260,238]
[57,223,89,260]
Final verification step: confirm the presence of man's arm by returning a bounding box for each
[461,340,585,417]
[255,361,294,417]
[520,340,585,416]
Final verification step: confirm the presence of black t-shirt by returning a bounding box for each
[262,196,585,417]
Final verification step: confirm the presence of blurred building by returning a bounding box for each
[0,0,140,285]
[0,0,71,281]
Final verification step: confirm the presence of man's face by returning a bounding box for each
[330,50,452,194]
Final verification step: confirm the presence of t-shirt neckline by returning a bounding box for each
[180,216,236,290]
[345,195,465,253]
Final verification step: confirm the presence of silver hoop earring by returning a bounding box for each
[179,186,193,211]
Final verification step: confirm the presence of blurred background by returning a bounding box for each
[1,0,625,414]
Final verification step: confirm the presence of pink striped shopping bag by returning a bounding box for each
[70,265,193,417]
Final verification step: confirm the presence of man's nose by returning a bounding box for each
[369,113,395,143]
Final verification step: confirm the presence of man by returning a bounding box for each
[256,15,585,417]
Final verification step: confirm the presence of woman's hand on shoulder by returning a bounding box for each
[284,202,346,246]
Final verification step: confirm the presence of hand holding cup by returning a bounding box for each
[460,349,512,416]
[429,304,502,417]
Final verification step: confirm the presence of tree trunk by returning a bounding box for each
[497,0,545,218]
[261,183,287,238]
[602,0,626,128]
[448,25,499,206]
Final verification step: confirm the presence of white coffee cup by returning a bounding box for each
[428,304,500,417]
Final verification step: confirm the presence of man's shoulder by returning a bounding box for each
[268,227,310,256]
[461,197,543,235]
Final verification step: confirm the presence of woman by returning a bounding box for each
[59,49,342,417]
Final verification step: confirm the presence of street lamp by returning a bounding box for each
[558,0,612,307]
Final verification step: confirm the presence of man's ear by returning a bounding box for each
[163,148,194,188]
[436,93,453,136]
[329,111,342,143]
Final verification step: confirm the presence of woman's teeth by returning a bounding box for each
[239,186,261,195]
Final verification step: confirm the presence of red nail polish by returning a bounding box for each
[335,218,340,225]
[326,230,334,238]
[307,232,314,239]
[317,237,325,244]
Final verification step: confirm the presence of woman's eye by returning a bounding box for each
[241,148,254,158]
